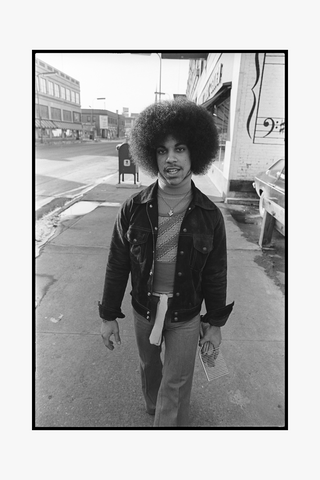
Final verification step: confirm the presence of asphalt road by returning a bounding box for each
[35,141,120,210]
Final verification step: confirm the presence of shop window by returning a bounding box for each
[212,95,230,171]
[63,110,72,122]
[37,104,49,119]
[52,129,62,138]
[73,112,80,122]
[51,107,61,121]
[54,84,60,97]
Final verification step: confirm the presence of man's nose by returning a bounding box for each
[166,152,177,162]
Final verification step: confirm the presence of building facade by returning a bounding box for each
[81,109,125,140]
[186,52,285,198]
[35,57,82,143]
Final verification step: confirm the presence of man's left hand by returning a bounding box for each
[199,324,221,352]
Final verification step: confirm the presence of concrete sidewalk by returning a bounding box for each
[35,172,285,428]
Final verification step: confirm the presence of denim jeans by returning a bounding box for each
[133,308,201,427]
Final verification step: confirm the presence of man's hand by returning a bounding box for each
[199,324,221,358]
[101,320,121,350]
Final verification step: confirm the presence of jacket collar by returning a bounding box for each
[133,180,216,210]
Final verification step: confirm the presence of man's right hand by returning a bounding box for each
[100,320,121,350]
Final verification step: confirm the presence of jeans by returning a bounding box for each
[133,308,201,427]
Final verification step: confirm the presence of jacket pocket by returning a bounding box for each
[126,228,150,264]
[190,234,213,270]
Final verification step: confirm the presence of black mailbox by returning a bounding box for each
[118,143,139,184]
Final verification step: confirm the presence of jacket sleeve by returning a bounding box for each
[201,207,234,326]
[98,201,131,321]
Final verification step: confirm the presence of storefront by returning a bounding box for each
[187,52,285,199]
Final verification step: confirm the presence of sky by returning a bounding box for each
[36,52,190,115]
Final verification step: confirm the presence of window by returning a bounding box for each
[75,92,80,104]
[71,91,75,103]
[51,107,61,121]
[54,84,60,97]
[73,112,80,123]
[48,81,54,96]
[63,110,72,121]
[87,116,91,122]
[66,89,71,101]
[211,95,230,171]
[61,86,66,100]
[36,104,49,119]
[39,77,46,93]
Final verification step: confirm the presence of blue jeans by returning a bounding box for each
[133,308,201,427]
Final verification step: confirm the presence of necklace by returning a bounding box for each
[158,190,191,216]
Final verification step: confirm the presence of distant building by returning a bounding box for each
[81,108,125,139]
[122,107,129,117]
[35,56,82,143]
[124,112,139,138]
[186,52,285,199]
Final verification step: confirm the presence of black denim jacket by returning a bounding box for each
[99,181,234,326]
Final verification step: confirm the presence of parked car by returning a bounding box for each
[253,158,285,218]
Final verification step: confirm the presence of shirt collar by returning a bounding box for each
[133,180,216,210]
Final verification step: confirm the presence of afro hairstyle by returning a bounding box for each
[129,99,219,177]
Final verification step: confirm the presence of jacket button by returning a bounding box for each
[174,317,178,321]
[174,312,178,315]
[147,292,151,296]
[133,238,137,242]
[176,292,180,297]
[202,246,207,252]
[147,315,150,320]
[147,311,150,315]
[150,271,153,275]
[177,272,182,276]
[179,251,184,255]
[154,227,158,231]
[183,228,187,232]
[149,204,153,208]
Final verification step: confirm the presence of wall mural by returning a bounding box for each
[246,53,285,145]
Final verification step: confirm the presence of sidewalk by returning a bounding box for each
[35,172,285,428]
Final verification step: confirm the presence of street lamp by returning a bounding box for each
[36,71,57,143]
[155,53,165,103]
[130,53,164,103]
[97,97,106,109]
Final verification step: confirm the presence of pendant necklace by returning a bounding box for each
[158,190,191,216]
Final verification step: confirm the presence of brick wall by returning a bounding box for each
[229,53,285,189]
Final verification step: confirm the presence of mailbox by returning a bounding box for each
[118,143,139,184]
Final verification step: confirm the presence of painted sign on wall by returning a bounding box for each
[99,115,109,129]
[246,53,285,145]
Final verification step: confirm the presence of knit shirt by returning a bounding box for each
[153,181,193,294]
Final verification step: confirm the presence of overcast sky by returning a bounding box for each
[36,52,190,115]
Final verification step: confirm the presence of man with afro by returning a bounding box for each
[99,99,234,427]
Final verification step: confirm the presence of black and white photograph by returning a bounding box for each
[34,50,286,429]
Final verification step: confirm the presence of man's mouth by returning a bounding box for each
[165,167,180,175]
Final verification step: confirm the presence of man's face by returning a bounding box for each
[156,135,192,186]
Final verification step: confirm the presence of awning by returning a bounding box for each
[201,82,232,110]
[53,121,83,130]
[35,119,57,128]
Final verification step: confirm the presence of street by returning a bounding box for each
[35,141,120,212]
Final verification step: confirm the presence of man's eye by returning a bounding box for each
[176,147,185,152]
[157,149,166,155]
